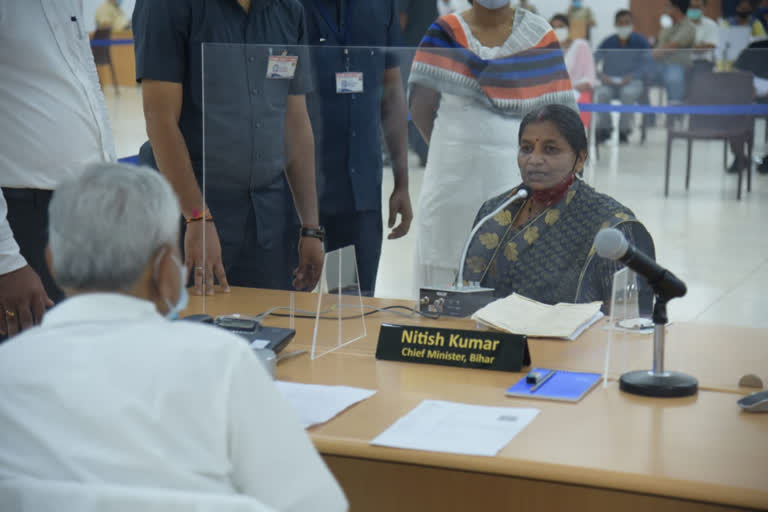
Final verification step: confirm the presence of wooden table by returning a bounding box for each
[186,288,768,511]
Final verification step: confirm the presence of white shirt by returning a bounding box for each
[0,193,24,275]
[694,16,719,61]
[0,294,348,512]
[0,0,116,274]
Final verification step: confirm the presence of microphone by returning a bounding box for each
[456,185,531,288]
[419,185,530,317]
[594,228,686,299]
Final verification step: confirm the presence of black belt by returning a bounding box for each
[1,187,54,204]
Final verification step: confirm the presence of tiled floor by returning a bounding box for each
[105,87,768,329]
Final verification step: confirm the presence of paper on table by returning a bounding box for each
[371,400,539,457]
[472,293,603,340]
[276,381,376,429]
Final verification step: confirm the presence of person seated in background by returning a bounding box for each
[729,38,768,174]
[688,0,719,68]
[724,0,767,39]
[550,14,596,128]
[567,0,596,41]
[652,0,697,104]
[462,104,655,314]
[594,10,652,144]
[94,0,130,31]
[0,164,348,512]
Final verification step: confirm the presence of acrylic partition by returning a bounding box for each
[197,42,767,338]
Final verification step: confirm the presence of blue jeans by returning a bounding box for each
[663,63,686,102]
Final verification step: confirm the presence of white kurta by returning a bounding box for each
[414,94,521,291]
[0,294,347,512]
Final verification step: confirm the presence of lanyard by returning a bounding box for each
[313,0,353,45]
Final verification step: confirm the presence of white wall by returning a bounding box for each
[531,0,630,47]
[82,0,136,32]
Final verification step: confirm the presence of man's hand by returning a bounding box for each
[0,265,53,337]
[185,221,230,295]
[293,236,324,291]
[387,186,413,240]
[621,74,633,86]
[599,72,612,86]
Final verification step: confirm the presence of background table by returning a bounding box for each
[186,288,768,511]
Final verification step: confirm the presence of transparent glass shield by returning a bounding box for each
[606,267,641,331]
[602,267,653,385]
[195,40,767,333]
[311,246,367,360]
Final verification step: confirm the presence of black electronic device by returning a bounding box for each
[181,314,295,353]
[245,324,296,354]
[181,314,214,324]
[214,315,260,332]
[214,315,296,354]
[419,286,496,318]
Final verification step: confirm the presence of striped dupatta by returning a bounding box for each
[408,10,577,117]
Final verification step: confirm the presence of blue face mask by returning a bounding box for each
[687,8,703,20]
[155,250,189,320]
[573,0,583,8]
[165,262,189,321]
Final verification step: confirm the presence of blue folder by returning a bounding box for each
[506,368,601,403]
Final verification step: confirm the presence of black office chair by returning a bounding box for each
[91,28,119,95]
[664,71,754,199]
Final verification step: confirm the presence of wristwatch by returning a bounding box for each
[300,226,326,242]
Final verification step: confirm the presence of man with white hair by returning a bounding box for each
[0,164,347,512]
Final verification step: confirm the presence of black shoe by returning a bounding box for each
[727,157,746,175]
[596,129,611,145]
[619,131,630,144]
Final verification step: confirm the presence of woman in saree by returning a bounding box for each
[409,0,577,293]
[462,104,655,313]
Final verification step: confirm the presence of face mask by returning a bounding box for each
[475,0,510,9]
[736,10,752,19]
[573,0,583,8]
[553,27,570,43]
[660,14,674,28]
[154,251,189,320]
[616,26,633,39]
[687,8,702,20]
[437,0,455,16]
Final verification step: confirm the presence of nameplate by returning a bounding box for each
[375,324,531,372]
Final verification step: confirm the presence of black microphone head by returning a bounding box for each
[595,228,629,260]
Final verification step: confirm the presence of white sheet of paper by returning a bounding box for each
[276,381,376,428]
[371,400,540,457]
[472,293,603,339]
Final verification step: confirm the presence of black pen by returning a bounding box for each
[71,15,83,39]
[530,370,555,392]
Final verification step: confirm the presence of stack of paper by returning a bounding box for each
[276,381,376,428]
[371,400,539,456]
[471,293,603,340]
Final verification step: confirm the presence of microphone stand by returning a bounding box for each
[619,292,698,397]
